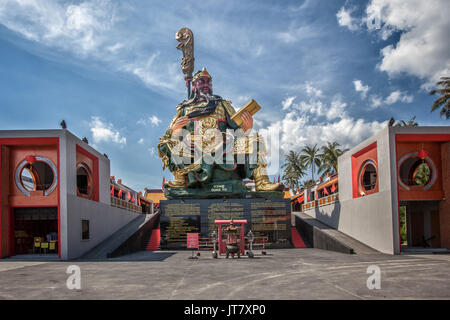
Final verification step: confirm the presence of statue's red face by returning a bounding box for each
[194,76,212,95]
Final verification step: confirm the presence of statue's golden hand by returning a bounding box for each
[171,116,190,133]
[241,111,253,131]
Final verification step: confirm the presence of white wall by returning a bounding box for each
[65,194,140,260]
[61,130,140,260]
[336,127,396,254]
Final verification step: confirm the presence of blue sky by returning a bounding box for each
[0,0,449,191]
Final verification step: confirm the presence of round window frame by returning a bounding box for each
[398,152,437,191]
[358,159,378,196]
[14,156,58,197]
[76,162,93,199]
[19,166,38,192]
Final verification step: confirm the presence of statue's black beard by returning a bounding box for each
[198,91,219,103]
[182,90,222,107]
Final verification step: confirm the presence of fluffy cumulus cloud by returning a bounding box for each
[258,84,386,157]
[384,90,413,104]
[353,80,370,99]
[137,115,162,127]
[281,96,296,110]
[336,6,359,31]
[337,0,450,87]
[368,90,413,109]
[89,116,126,145]
[371,0,450,87]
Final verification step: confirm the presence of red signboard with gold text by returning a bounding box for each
[186,233,199,249]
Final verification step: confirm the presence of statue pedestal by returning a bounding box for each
[159,197,292,250]
[164,181,284,199]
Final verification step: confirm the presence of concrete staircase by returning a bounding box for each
[146,223,161,251]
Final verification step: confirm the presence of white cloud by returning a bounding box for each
[0,0,184,93]
[353,80,370,99]
[282,96,296,110]
[259,108,386,155]
[365,0,450,87]
[369,94,383,109]
[149,115,161,126]
[89,116,126,145]
[121,54,183,92]
[138,138,144,144]
[148,147,157,158]
[384,90,413,104]
[137,115,162,127]
[0,0,117,56]
[304,83,323,98]
[336,6,359,31]
[277,25,318,44]
[327,96,348,120]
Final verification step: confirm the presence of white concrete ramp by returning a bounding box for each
[79,213,154,260]
[293,211,381,255]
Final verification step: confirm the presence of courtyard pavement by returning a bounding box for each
[0,248,449,300]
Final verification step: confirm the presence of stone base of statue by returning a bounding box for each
[159,197,292,250]
[164,180,284,199]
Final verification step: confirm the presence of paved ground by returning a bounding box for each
[1,248,449,300]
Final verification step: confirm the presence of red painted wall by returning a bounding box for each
[76,145,99,202]
[0,138,60,258]
[396,136,446,201]
[439,142,450,249]
[351,142,378,198]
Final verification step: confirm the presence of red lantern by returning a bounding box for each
[131,195,135,203]
[127,192,131,201]
[26,155,37,164]
[110,185,114,196]
[418,150,428,160]
[118,189,122,198]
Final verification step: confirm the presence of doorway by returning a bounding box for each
[13,207,58,255]
[400,201,441,249]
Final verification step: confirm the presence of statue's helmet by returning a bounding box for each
[193,67,212,82]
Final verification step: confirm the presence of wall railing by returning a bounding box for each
[110,196,142,213]
[302,193,339,211]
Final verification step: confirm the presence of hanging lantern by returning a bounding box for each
[418,149,428,162]
[118,189,122,198]
[110,185,114,196]
[25,155,37,164]
[127,192,131,201]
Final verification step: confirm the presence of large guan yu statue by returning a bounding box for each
[157,28,284,199]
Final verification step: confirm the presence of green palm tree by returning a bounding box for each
[388,116,419,127]
[318,141,348,178]
[300,144,321,182]
[282,150,305,191]
[429,76,450,119]
[301,179,316,189]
